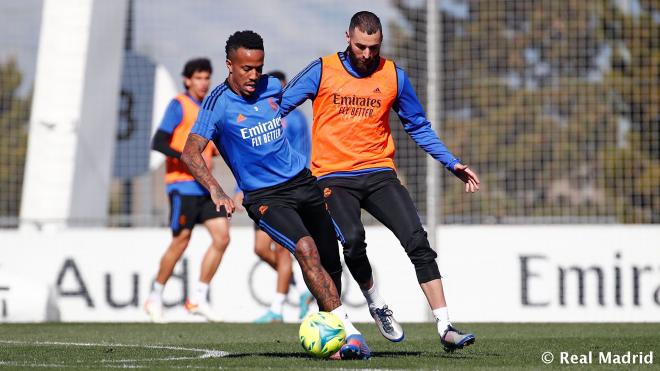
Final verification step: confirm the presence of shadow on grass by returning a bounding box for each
[224,351,425,359]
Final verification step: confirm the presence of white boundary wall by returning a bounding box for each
[0,226,658,323]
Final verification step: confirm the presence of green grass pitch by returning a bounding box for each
[1,323,659,369]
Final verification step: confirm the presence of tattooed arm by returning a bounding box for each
[181,133,235,216]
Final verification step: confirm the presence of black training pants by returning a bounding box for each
[318,169,441,285]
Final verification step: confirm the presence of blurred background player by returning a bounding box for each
[145,58,230,323]
[281,11,480,351]
[233,70,314,323]
[182,30,370,359]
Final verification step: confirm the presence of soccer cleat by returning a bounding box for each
[440,324,476,353]
[184,299,223,322]
[298,291,314,319]
[144,300,165,323]
[254,310,283,323]
[339,334,371,360]
[369,304,404,342]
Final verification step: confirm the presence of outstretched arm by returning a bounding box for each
[181,134,235,215]
[280,59,322,116]
[394,67,481,193]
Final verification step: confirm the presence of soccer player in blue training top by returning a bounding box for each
[280,11,479,352]
[181,30,370,360]
[233,70,314,323]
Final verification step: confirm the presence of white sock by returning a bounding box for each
[293,280,308,296]
[270,292,286,315]
[361,281,386,309]
[148,282,164,303]
[190,282,209,304]
[432,307,451,335]
[291,266,307,296]
[331,305,359,336]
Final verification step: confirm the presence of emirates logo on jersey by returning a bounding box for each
[332,93,382,118]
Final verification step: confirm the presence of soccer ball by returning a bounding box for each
[299,311,346,358]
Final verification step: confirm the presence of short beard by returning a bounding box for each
[346,46,376,74]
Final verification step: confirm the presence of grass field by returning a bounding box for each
[1,323,659,370]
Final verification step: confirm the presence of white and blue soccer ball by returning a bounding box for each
[299,311,346,358]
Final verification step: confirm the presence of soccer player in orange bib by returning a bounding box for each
[281,11,480,352]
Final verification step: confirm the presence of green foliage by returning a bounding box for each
[0,57,31,220]
[390,0,659,223]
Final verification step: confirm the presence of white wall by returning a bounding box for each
[0,226,658,323]
[20,0,127,228]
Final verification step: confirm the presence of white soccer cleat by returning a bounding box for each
[369,304,404,342]
[144,300,165,323]
[185,299,223,322]
[440,324,476,353]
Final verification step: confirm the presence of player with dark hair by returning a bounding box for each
[182,30,371,360]
[145,57,229,323]
[281,11,480,352]
[233,70,314,323]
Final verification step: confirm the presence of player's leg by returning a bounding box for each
[155,229,192,285]
[291,266,314,319]
[299,196,344,297]
[198,216,230,285]
[185,198,229,322]
[275,245,292,295]
[255,206,339,310]
[363,173,475,351]
[299,184,371,359]
[319,181,402,343]
[253,225,308,322]
[250,202,369,359]
[317,184,371,291]
[145,192,193,322]
[254,227,277,268]
[255,241,291,323]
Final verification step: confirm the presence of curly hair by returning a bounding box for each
[181,58,212,78]
[225,30,264,59]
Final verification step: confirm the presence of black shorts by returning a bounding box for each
[168,192,227,236]
[242,169,342,275]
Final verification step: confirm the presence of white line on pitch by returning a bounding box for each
[0,339,230,365]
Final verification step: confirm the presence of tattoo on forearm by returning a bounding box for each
[182,134,222,193]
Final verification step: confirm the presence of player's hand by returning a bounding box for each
[210,188,235,218]
[453,163,480,193]
[232,192,245,212]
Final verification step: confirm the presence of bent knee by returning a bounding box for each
[253,244,268,257]
[295,237,318,257]
[173,229,192,244]
[211,233,230,251]
[341,231,367,260]
[405,229,437,263]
